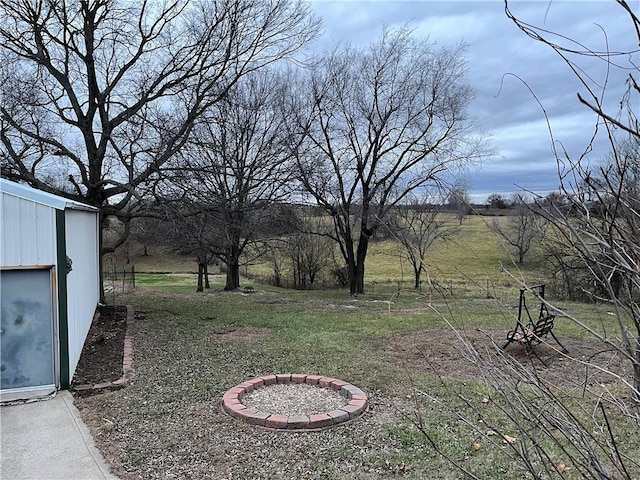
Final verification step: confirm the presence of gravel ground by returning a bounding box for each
[242,383,348,416]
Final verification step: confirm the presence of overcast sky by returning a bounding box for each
[306,1,636,203]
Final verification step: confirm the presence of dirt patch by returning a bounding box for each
[72,305,127,386]
[209,324,270,340]
[386,326,633,388]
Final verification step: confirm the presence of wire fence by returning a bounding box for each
[104,259,136,290]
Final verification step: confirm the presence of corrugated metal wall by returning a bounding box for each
[1,185,99,391]
[0,192,57,267]
[65,209,100,379]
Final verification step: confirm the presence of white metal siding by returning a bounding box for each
[1,192,57,267]
[64,209,100,379]
[1,181,99,392]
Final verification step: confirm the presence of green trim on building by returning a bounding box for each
[55,210,70,389]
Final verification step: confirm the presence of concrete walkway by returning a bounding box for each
[1,391,118,480]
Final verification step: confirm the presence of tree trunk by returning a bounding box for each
[414,265,422,290]
[224,243,241,291]
[97,211,108,303]
[224,237,242,290]
[196,263,204,292]
[347,261,357,294]
[349,235,370,294]
[204,263,210,289]
[352,263,365,294]
[225,262,240,290]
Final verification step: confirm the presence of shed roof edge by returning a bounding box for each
[0,179,98,212]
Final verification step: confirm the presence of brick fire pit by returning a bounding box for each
[222,374,368,431]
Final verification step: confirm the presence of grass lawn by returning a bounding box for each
[76,262,639,479]
[83,215,638,479]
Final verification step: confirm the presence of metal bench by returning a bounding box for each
[502,285,568,366]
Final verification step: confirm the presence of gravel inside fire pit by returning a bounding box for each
[242,383,348,416]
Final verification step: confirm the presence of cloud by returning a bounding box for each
[308,1,637,199]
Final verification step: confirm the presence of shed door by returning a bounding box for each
[1,269,56,396]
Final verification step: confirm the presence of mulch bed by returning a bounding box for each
[71,305,127,387]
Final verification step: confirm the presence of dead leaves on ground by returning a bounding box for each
[471,396,518,452]
[473,398,571,473]
[553,462,571,473]
[471,430,517,453]
[485,429,517,444]
[472,426,571,475]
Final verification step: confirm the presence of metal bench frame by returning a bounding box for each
[502,284,568,366]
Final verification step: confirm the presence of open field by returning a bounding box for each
[78,216,639,479]
[110,215,543,299]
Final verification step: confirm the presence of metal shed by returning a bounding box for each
[1,179,100,401]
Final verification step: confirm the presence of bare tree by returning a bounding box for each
[492,194,546,265]
[447,180,472,225]
[264,238,288,287]
[537,140,640,394]
[388,194,459,289]
[162,70,296,290]
[411,3,640,478]
[503,0,639,398]
[287,28,489,294]
[486,193,510,209]
[0,0,320,297]
[156,201,218,292]
[540,235,590,301]
[287,214,334,289]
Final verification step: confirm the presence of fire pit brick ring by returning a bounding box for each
[222,374,368,431]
